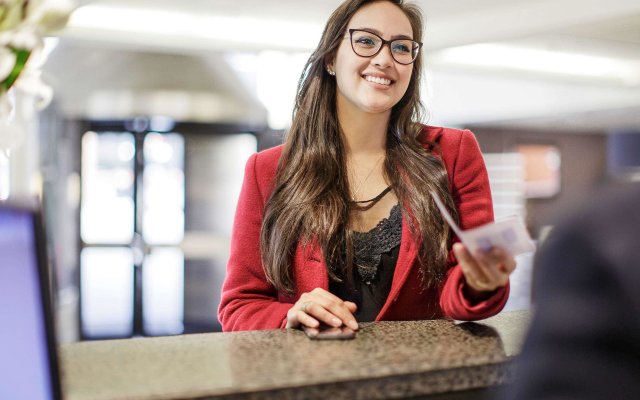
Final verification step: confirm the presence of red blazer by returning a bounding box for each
[218,126,509,331]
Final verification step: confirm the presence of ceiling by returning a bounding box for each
[57,0,640,131]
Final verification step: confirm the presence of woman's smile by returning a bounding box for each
[362,73,394,87]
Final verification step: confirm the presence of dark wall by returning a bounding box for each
[470,127,607,236]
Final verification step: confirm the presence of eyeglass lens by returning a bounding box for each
[350,30,419,64]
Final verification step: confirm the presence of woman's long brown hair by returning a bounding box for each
[260,0,458,295]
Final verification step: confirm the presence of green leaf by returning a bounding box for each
[0,48,31,92]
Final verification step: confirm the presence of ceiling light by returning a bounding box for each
[432,43,640,86]
[65,4,323,51]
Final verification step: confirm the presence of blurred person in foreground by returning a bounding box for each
[506,183,640,399]
[218,0,516,332]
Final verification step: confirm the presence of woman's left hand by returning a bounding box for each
[453,243,516,292]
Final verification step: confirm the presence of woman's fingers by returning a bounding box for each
[474,250,508,284]
[489,246,517,274]
[287,289,359,330]
[454,243,516,291]
[295,308,320,328]
[344,301,358,313]
[303,300,345,327]
[453,243,494,289]
[286,303,319,329]
[312,289,359,330]
[476,247,516,286]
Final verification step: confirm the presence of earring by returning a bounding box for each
[326,68,335,76]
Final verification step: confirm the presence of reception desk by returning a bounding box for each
[60,310,529,400]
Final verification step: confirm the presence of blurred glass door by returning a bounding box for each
[80,127,185,338]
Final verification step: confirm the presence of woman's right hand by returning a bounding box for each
[286,288,359,330]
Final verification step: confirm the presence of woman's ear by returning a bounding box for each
[324,55,336,76]
[325,62,336,76]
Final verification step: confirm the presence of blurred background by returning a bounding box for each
[1,0,639,342]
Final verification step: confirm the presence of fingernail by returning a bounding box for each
[348,320,358,330]
[332,318,341,326]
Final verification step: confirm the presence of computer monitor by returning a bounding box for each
[0,202,62,400]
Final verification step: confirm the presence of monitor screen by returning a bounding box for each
[0,207,56,400]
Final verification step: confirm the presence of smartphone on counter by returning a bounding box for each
[303,323,356,340]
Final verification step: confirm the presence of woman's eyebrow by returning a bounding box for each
[351,27,413,40]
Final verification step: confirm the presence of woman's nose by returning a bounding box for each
[372,43,395,68]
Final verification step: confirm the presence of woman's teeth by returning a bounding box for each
[364,75,391,86]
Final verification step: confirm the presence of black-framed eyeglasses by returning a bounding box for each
[348,29,422,65]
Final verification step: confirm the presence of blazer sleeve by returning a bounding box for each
[438,129,510,320]
[217,152,292,331]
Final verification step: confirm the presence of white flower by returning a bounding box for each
[0,46,16,81]
[0,0,27,32]
[13,67,52,110]
[6,27,40,51]
[0,0,74,129]
[0,90,26,151]
[0,86,12,117]
[26,0,74,33]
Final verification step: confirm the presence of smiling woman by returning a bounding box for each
[218,0,516,332]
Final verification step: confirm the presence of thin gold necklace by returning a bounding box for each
[349,154,385,202]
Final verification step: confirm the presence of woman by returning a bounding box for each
[218,0,516,332]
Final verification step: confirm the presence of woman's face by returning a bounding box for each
[330,1,415,116]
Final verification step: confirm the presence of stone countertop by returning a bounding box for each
[60,310,530,400]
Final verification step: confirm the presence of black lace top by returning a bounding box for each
[330,204,402,321]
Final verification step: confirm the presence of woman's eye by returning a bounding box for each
[355,37,377,47]
[392,42,411,54]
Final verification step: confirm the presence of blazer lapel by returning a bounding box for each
[376,212,419,319]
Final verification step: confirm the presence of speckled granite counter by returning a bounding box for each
[60,310,530,400]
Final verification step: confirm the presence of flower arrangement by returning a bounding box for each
[0,0,74,123]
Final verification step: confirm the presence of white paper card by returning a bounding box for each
[432,193,536,256]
